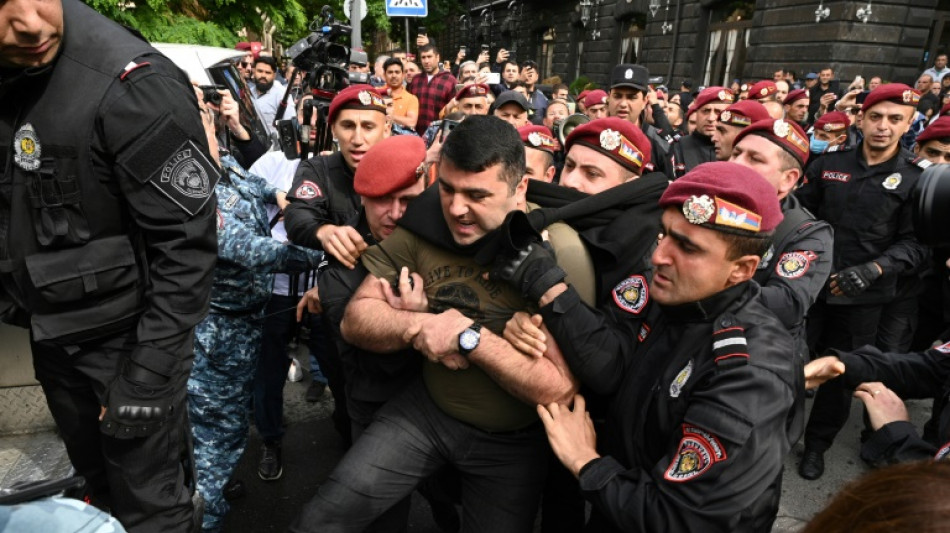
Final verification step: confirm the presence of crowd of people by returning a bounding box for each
[7,0,950,532]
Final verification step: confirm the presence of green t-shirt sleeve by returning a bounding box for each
[360,226,419,284]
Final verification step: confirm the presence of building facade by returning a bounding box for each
[438,0,950,89]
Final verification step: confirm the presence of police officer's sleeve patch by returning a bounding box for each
[117,114,219,216]
[294,180,323,200]
[935,440,950,461]
[664,424,727,483]
[612,275,648,314]
[775,250,817,279]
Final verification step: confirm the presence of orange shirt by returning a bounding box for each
[390,86,419,118]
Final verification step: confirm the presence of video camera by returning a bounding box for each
[276,5,369,159]
[913,165,950,246]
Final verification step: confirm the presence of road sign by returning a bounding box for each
[385,0,427,18]
[344,0,367,21]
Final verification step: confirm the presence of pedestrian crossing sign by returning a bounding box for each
[385,0,427,17]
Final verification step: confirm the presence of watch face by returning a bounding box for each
[460,329,479,350]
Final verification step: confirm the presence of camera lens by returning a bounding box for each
[203,88,222,106]
[913,164,950,246]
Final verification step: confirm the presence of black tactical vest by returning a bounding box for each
[0,0,162,343]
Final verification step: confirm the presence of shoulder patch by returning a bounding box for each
[712,322,749,368]
[775,250,816,279]
[664,425,727,483]
[934,340,950,354]
[294,180,323,200]
[120,61,152,81]
[936,441,950,461]
[914,157,933,169]
[151,139,219,216]
[612,275,649,315]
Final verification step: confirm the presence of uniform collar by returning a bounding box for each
[658,281,751,323]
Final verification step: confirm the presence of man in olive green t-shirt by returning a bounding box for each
[289,116,578,533]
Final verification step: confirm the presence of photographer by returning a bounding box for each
[202,86,267,169]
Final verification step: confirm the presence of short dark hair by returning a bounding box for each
[552,83,569,94]
[440,115,526,194]
[520,60,539,71]
[254,55,278,72]
[719,231,773,261]
[503,60,519,71]
[390,48,405,55]
[419,44,440,57]
[478,62,491,71]
[383,57,404,72]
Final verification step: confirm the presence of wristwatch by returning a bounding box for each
[458,323,483,357]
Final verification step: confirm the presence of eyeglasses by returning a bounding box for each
[240,62,251,68]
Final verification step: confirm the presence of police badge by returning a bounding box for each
[720,110,732,122]
[669,360,693,398]
[772,120,790,138]
[528,132,543,147]
[13,123,41,171]
[600,129,622,151]
[612,275,648,314]
[683,195,715,225]
[358,91,372,105]
[882,173,902,190]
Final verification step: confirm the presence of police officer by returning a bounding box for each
[606,64,674,178]
[0,1,217,530]
[808,111,851,155]
[798,83,932,480]
[731,118,834,369]
[671,87,735,179]
[188,91,322,532]
[535,162,800,531]
[0,0,218,531]
[283,84,391,438]
[711,99,771,160]
[746,80,784,119]
[784,89,811,128]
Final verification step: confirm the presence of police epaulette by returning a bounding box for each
[912,156,933,169]
[712,316,748,369]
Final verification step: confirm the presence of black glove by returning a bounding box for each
[834,262,882,297]
[489,241,566,302]
[100,364,176,439]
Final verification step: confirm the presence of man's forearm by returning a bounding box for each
[468,330,577,405]
[341,293,427,353]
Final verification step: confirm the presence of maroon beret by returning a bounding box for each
[916,116,950,144]
[719,100,771,129]
[328,84,387,124]
[518,125,560,154]
[783,89,808,106]
[577,90,591,103]
[813,111,851,134]
[455,83,491,101]
[659,161,784,234]
[687,87,735,118]
[582,89,608,109]
[862,83,920,113]
[733,118,810,168]
[747,81,778,101]
[353,136,426,198]
[564,117,652,173]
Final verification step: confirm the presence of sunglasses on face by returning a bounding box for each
[241,62,252,68]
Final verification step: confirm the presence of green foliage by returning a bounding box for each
[569,76,598,95]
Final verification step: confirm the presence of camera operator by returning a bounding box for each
[202,86,268,169]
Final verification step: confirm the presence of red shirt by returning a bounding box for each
[408,69,458,135]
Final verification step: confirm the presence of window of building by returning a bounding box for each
[703,2,754,87]
[619,21,643,64]
[541,27,556,79]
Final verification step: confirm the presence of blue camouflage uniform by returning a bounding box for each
[188,154,322,532]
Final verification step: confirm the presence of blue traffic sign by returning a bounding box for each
[385,0,427,17]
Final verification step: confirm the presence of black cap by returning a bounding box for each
[610,64,649,91]
[492,90,531,112]
[682,79,693,88]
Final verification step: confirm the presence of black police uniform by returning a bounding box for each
[284,151,359,249]
[283,150,359,437]
[753,194,833,361]
[670,131,716,180]
[523,175,668,391]
[643,123,675,179]
[797,143,931,456]
[318,210,421,434]
[819,338,950,465]
[0,0,218,529]
[577,282,801,532]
